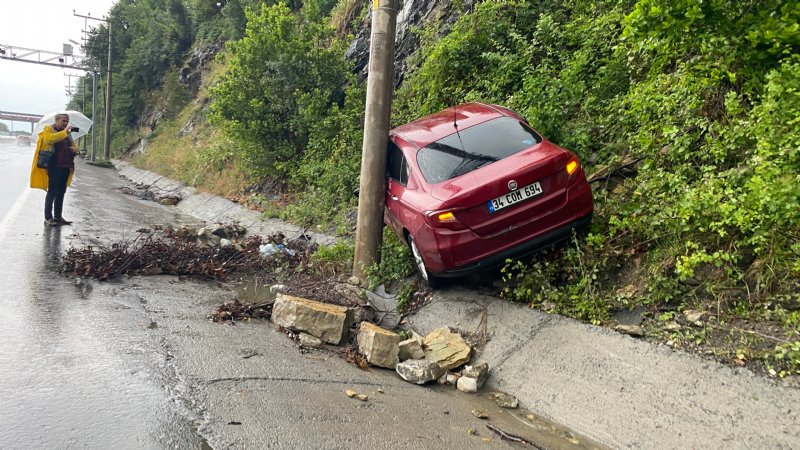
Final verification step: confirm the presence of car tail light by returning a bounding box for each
[424,209,467,230]
[566,158,579,175]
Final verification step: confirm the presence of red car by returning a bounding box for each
[385,102,593,286]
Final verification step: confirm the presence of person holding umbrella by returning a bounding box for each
[30,113,79,226]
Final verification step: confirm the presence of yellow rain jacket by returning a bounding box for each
[29,125,76,191]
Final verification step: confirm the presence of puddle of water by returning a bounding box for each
[232,276,277,303]
[434,385,607,449]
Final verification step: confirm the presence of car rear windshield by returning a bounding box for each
[416,117,542,184]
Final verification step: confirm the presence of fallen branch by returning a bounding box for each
[486,423,546,449]
[587,156,645,184]
[707,323,795,344]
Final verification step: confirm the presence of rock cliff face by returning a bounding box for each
[345,0,470,87]
[137,1,455,131]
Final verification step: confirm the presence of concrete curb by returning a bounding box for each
[111,160,335,246]
[408,287,800,449]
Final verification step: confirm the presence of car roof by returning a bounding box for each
[391,102,508,148]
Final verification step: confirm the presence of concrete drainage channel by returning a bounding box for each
[112,160,334,247]
[230,279,605,449]
[110,159,800,449]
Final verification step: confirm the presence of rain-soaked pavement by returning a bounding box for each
[0,140,603,449]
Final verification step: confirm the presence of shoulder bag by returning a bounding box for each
[37,145,54,169]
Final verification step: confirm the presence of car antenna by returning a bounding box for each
[453,102,467,153]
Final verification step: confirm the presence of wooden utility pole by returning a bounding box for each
[352,0,398,281]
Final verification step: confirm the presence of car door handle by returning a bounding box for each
[390,195,398,201]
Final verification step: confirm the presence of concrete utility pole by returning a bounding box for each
[74,11,112,160]
[92,72,98,161]
[103,20,112,160]
[352,0,398,280]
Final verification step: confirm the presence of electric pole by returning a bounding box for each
[352,0,398,281]
[74,11,112,161]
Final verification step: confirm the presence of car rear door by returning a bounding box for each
[384,141,412,238]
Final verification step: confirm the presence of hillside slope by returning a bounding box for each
[70,0,799,378]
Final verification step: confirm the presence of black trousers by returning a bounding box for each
[45,167,71,220]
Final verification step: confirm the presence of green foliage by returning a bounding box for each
[190,0,268,43]
[501,237,610,324]
[768,341,800,377]
[143,70,193,120]
[398,0,798,374]
[279,83,366,228]
[209,3,351,178]
[311,239,355,274]
[366,232,416,290]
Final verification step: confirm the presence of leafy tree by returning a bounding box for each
[209,2,350,177]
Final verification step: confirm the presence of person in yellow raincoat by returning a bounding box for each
[30,113,78,226]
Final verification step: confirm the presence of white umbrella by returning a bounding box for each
[34,110,93,140]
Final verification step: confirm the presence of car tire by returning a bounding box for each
[408,235,443,288]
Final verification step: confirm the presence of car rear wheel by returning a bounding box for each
[408,235,442,288]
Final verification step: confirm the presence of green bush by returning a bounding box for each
[209,2,350,178]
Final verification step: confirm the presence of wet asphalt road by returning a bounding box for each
[0,140,204,448]
[0,140,596,449]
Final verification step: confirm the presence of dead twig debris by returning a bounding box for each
[336,345,370,370]
[486,423,546,449]
[209,300,273,322]
[60,226,316,282]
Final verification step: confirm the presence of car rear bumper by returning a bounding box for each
[432,211,593,277]
[413,177,594,276]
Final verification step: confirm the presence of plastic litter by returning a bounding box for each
[259,243,296,258]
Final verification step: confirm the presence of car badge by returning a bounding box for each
[508,180,518,191]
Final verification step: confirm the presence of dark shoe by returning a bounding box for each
[45,219,60,227]
[56,218,73,225]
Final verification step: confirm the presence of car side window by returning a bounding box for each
[387,141,409,186]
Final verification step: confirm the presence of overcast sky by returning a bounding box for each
[0,0,116,131]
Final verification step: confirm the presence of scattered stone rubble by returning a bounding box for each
[271,293,353,345]
[357,322,400,369]
[264,291,495,394]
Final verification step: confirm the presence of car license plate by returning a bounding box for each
[487,181,543,213]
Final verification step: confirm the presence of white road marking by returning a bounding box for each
[0,186,32,244]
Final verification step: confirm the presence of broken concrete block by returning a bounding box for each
[461,363,489,389]
[333,282,366,306]
[210,224,229,238]
[396,359,445,385]
[457,377,479,393]
[492,392,519,409]
[423,327,471,371]
[615,324,644,337]
[159,196,179,206]
[357,322,400,368]
[271,293,352,345]
[298,332,323,349]
[398,335,425,361]
[365,285,401,328]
